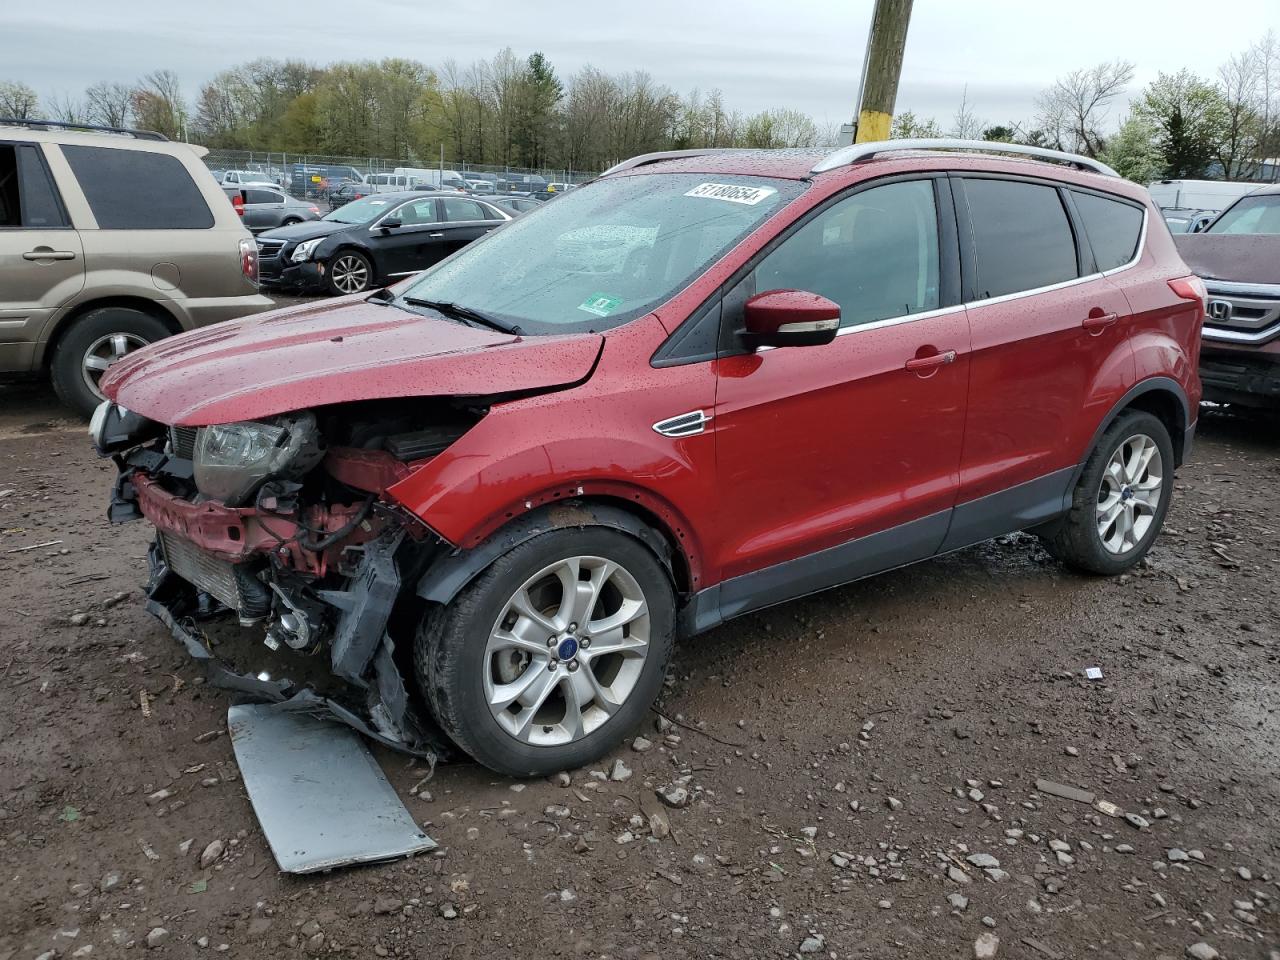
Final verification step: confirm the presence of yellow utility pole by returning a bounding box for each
[854,0,915,143]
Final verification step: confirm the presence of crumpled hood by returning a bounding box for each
[1173,234,1280,285]
[102,297,603,426]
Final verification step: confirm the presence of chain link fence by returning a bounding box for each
[202,149,598,199]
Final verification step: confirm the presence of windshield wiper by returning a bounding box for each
[400,297,523,335]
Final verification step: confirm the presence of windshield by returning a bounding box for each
[324,195,395,225]
[399,173,803,333]
[1206,194,1280,235]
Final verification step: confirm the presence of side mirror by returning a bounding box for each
[380,218,402,231]
[743,289,840,349]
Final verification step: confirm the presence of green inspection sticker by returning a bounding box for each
[578,292,622,317]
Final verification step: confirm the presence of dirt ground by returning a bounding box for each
[0,371,1278,960]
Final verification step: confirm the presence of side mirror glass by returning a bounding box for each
[743,289,840,349]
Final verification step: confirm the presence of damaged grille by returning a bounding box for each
[160,532,270,619]
[169,425,198,460]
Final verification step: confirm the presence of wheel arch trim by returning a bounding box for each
[1071,376,1191,496]
[416,500,680,608]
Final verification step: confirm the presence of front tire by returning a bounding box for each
[325,249,373,296]
[415,527,675,777]
[1040,410,1174,575]
[50,308,171,418]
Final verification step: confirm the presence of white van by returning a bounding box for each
[394,167,466,190]
[365,173,425,194]
[1146,179,1261,213]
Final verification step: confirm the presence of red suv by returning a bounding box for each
[93,140,1204,776]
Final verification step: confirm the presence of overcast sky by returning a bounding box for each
[4,0,1277,130]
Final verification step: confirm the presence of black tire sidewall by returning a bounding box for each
[419,527,675,777]
[325,249,373,296]
[50,308,171,418]
[1068,411,1175,575]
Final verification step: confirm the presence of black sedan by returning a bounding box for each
[327,181,374,210]
[255,192,512,296]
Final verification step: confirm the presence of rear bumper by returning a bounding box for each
[177,292,275,330]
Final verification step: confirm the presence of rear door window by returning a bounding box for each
[1073,191,1144,271]
[442,197,488,222]
[62,145,213,229]
[245,189,281,205]
[961,178,1078,299]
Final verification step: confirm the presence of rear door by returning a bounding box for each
[712,176,970,615]
[944,175,1134,549]
[438,197,498,257]
[242,188,284,232]
[0,141,83,369]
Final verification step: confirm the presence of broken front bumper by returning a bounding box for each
[111,443,452,762]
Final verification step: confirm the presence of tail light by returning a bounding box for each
[238,237,259,284]
[1168,276,1207,319]
[231,193,245,217]
[309,206,321,215]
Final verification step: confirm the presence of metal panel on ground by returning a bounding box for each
[228,703,436,874]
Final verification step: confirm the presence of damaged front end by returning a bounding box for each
[95,397,481,761]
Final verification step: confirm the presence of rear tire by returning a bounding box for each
[50,308,171,418]
[1039,410,1174,575]
[414,527,675,777]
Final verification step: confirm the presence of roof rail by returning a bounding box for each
[0,117,169,142]
[599,148,749,177]
[811,138,1119,178]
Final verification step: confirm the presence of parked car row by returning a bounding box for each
[255,191,512,295]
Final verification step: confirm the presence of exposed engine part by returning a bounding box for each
[383,424,471,460]
[159,531,270,624]
[168,424,198,460]
[267,582,324,651]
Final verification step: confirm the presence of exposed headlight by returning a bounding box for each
[193,412,323,505]
[89,400,161,455]
[290,238,324,263]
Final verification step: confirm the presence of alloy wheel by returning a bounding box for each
[80,332,149,400]
[330,254,370,294]
[1096,433,1163,554]
[483,556,650,747]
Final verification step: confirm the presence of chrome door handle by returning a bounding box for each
[904,350,957,372]
[24,249,77,261]
[427,232,444,238]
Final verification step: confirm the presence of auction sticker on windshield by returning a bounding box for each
[578,293,623,317]
[685,182,778,205]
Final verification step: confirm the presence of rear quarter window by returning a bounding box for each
[1073,191,1144,271]
[62,145,214,229]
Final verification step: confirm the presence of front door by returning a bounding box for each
[712,177,970,618]
[0,142,83,366]
[373,197,449,277]
[437,196,499,258]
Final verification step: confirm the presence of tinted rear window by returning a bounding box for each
[64,145,213,229]
[246,189,281,205]
[1073,191,1144,271]
[963,178,1078,299]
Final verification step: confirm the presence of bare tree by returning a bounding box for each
[0,80,40,119]
[1035,60,1135,156]
[85,81,134,128]
[1217,48,1261,178]
[46,91,89,124]
[951,85,985,139]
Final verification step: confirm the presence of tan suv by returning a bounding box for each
[0,119,272,415]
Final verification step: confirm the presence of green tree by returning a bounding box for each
[982,124,1016,142]
[1099,115,1164,182]
[890,110,942,139]
[1135,70,1230,178]
[512,52,562,167]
